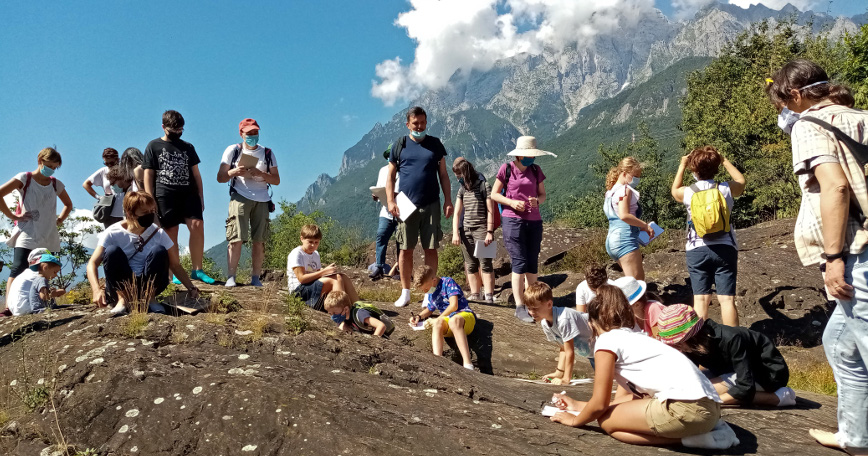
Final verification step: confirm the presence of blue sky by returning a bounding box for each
[0,0,863,251]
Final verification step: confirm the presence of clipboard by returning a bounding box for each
[237,152,259,169]
[395,192,417,221]
[638,222,664,246]
[473,240,497,259]
[370,186,388,207]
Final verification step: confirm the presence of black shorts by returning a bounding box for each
[156,190,203,229]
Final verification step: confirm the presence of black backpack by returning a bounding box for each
[229,144,275,212]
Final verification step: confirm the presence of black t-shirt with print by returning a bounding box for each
[143,137,201,198]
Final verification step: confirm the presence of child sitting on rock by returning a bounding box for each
[287,224,359,311]
[575,263,609,313]
[612,276,665,336]
[324,290,394,338]
[550,285,738,449]
[409,265,476,370]
[524,281,595,383]
[657,304,796,407]
[7,252,65,316]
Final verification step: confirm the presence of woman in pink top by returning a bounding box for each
[491,136,556,323]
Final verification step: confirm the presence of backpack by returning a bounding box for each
[92,194,115,224]
[351,302,395,336]
[688,182,731,238]
[497,162,541,222]
[229,144,276,212]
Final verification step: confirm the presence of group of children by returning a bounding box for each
[4,249,66,316]
[287,219,798,449]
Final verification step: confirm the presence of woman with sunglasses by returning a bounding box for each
[86,191,198,315]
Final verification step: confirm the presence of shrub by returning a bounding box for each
[437,243,466,285]
[61,281,93,305]
[284,294,309,335]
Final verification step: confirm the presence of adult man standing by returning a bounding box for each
[143,110,215,285]
[217,118,280,287]
[386,106,453,307]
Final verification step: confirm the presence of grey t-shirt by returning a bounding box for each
[29,276,50,313]
[540,306,594,358]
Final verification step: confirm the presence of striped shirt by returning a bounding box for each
[457,173,491,230]
[791,101,868,266]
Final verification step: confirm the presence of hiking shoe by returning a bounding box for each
[225,276,237,288]
[368,266,384,280]
[172,276,182,285]
[467,293,481,301]
[148,301,166,314]
[484,293,495,304]
[515,305,534,323]
[110,302,128,316]
[191,269,216,285]
[250,276,263,287]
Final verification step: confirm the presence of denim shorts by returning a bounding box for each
[293,279,326,311]
[685,244,738,296]
[605,226,640,260]
[502,217,543,274]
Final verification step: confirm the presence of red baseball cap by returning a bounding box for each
[239,118,260,136]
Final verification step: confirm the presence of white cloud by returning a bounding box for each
[727,0,816,11]
[371,0,655,106]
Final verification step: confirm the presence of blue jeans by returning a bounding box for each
[375,216,398,268]
[824,249,868,450]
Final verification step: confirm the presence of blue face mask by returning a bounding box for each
[111,184,123,194]
[40,166,55,178]
[629,176,640,188]
[410,130,427,140]
[777,108,800,135]
[457,177,465,186]
[244,135,259,148]
[520,157,535,167]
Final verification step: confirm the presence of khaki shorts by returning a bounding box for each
[396,200,442,250]
[645,397,720,438]
[226,193,270,243]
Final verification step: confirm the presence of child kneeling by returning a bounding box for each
[550,285,738,449]
[324,290,394,338]
[524,281,594,384]
[409,265,476,370]
[287,224,359,311]
[657,304,796,407]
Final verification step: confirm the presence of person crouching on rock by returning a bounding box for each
[524,281,594,384]
[286,224,359,312]
[86,191,199,315]
[656,304,796,408]
[409,265,475,370]
[550,285,739,450]
[324,290,394,338]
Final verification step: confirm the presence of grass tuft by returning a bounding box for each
[284,294,309,335]
[788,359,837,396]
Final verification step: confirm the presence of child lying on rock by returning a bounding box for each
[656,304,796,407]
[409,265,476,370]
[324,290,394,338]
[524,281,595,383]
[550,285,738,450]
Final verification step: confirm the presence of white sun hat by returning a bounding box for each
[506,136,558,158]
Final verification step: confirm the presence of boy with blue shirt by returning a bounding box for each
[409,265,475,370]
[524,282,595,385]
[385,107,453,308]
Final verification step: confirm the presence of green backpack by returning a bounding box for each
[351,302,395,336]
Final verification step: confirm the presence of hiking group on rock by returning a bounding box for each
[1,58,866,454]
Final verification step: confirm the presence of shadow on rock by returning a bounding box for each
[446,318,494,375]
[752,287,833,348]
[0,315,83,349]
[539,273,568,290]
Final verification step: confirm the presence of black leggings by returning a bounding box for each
[103,245,169,304]
[9,247,33,279]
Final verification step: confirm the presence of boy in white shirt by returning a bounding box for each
[575,263,609,312]
[7,253,65,316]
[287,224,359,311]
[525,282,595,384]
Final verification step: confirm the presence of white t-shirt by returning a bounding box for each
[594,328,720,402]
[682,180,738,251]
[605,183,640,216]
[7,268,39,316]
[87,167,114,195]
[286,245,322,291]
[375,165,400,220]
[110,181,139,218]
[540,306,594,358]
[220,145,277,203]
[12,173,65,251]
[575,279,615,309]
[97,223,174,276]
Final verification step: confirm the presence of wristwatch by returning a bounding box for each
[821,251,847,261]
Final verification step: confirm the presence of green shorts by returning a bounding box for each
[396,200,442,250]
[225,193,270,243]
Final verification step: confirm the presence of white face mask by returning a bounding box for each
[692,172,701,182]
[777,108,800,135]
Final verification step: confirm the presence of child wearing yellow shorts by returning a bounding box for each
[409,265,476,370]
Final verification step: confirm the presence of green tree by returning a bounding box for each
[55,216,102,290]
[840,23,868,108]
[680,20,844,226]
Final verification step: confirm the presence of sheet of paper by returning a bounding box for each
[513,378,593,386]
[473,239,497,259]
[370,186,388,207]
[238,152,259,169]
[395,192,417,222]
[409,322,427,331]
[637,221,665,246]
[541,406,580,417]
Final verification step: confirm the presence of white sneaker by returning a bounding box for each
[463,363,475,370]
[110,302,128,316]
[225,276,237,288]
